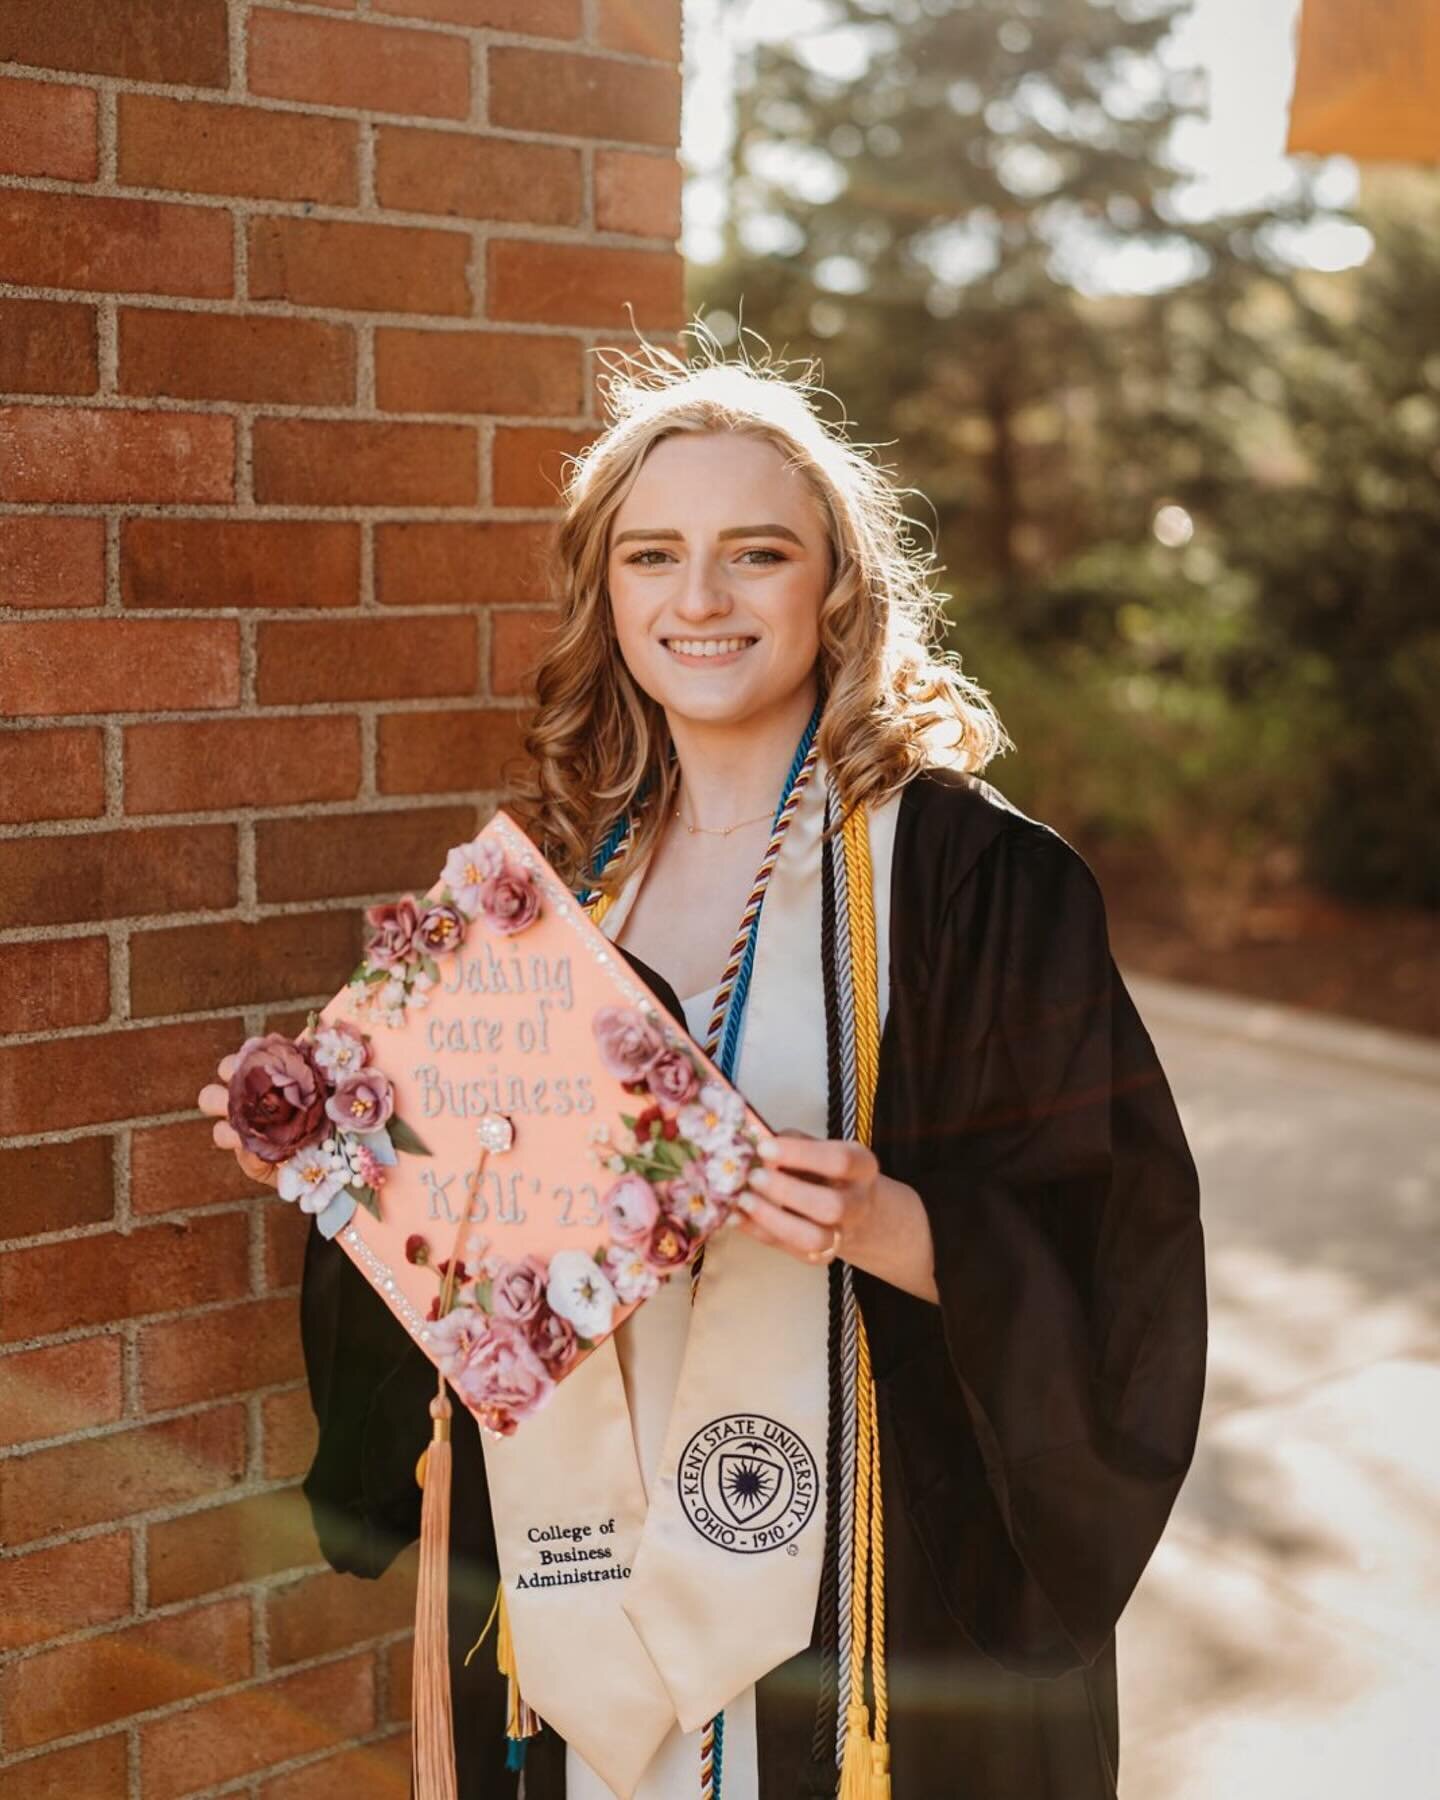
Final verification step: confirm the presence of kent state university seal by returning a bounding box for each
[678,1413,818,1554]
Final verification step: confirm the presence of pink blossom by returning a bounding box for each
[324,1069,395,1135]
[490,1254,549,1324]
[364,896,423,970]
[227,1034,330,1165]
[645,1216,693,1271]
[645,1048,699,1107]
[604,1244,659,1304]
[430,1308,553,1434]
[441,837,505,915]
[417,902,466,956]
[665,1172,725,1236]
[529,1308,578,1375]
[592,1006,666,1083]
[311,1021,370,1082]
[602,1174,660,1246]
[679,1082,748,1154]
[355,1144,390,1189]
[477,865,540,936]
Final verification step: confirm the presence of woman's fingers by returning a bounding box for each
[218,1054,237,1081]
[198,1082,228,1119]
[211,1119,239,1149]
[734,1189,835,1259]
[745,1163,843,1226]
[756,1132,874,1186]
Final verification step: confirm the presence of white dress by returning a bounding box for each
[564,984,761,1800]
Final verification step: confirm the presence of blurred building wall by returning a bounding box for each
[0,2,682,1791]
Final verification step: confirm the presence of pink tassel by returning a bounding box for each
[413,1393,459,1800]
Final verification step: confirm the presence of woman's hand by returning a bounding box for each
[197,1057,278,1187]
[732,1130,940,1303]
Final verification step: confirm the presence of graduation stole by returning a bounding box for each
[461,719,894,1800]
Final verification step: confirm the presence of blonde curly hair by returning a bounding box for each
[509,318,1008,894]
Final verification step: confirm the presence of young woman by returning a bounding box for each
[200,334,1206,1799]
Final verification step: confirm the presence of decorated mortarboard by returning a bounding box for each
[223,810,768,1440]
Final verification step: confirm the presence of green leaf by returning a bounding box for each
[619,1113,637,1134]
[346,1182,381,1221]
[388,1115,433,1157]
[421,955,440,982]
[472,1277,493,1314]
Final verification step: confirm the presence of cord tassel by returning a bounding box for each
[497,1583,541,1748]
[413,1396,459,1800]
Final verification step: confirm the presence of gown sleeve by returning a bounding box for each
[869,816,1207,1677]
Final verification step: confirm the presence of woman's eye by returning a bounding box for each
[626,547,785,567]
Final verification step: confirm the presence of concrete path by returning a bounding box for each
[1116,977,1440,1799]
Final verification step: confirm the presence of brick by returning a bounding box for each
[597,0,682,60]
[374,0,579,33]
[0,1136,114,1242]
[0,820,236,927]
[264,1202,308,1291]
[140,1653,376,1800]
[0,1210,250,1344]
[2,1733,129,1800]
[386,1634,412,1720]
[0,296,97,395]
[488,238,682,327]
[375,126,580,225]
[256,805,475,904]
[0,1336,124,1448]
[0,935,109,1033]
[1,1596,252,1751]
[130,911,364,1018]
[491,606,558,696]
[260,1739,411,1800]
[256,616,477,705]
[267,1552,416,1667]
[121,518,360,610]
[263,1385,317,1481]
[118,93,358,205]
[490,46,680,145]
[131,1117,260,1218]
[248,9,469,118]
[0,726,105,824]
[377,707,527,795]
[0,0,228,85]
[595,148,682,238]
[249,214,471,317]
[0,74,96,177]
[253,417,475,508]
[493,423,598,507]
[0,515,104,607]
[0,618,239,718]
[0,1531,132,1654]
[141,1295,303,1411]
[0,405,234,505]
[119,309,355,407]
[0,189,232,298]
[125,716,362,816]
[0,1015,241,1136]
[375,326,582,417]
[148,1485,320,1607]
[0,1405,247,1545]
[374,520,554,605]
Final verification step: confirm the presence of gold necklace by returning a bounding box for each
[674,802,773,838]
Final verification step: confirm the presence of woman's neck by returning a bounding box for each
[665,685,817,831]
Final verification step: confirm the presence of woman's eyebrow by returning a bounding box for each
[612,523,805,546]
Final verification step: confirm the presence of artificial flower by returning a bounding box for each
[592,1005,666,1083]
[478,865,540,935]
[604,1243,659,1304]
[441,837,504,915]
[644,1216,693,1271]
[364,896,423,970]
[529,1307,578,1375]
[405,1233,430,1265]
[227,1033,330,1165]
[490,1254,549,1325]
[416,902,466,956]
[546,1249,619,1340]
[601,1173,660,1246]
[645,1048,699,1107]
[678,1081,747,1154]
[324,1069,395,1135]
[665,1172,725,1235]
[703,1139,754,1197]
[277,1139,351,1214]
[311,1021,370,1081]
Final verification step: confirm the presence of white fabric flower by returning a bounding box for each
[546,1250,618,1340]
[603,1245,659,1305]
[702,1139,753,1197]
[678,1082,747,1154]
[442,836,505,915]
[278,1140,351,1213]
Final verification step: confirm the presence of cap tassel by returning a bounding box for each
[413,1394,459,1800]
[497,1582,541,1753]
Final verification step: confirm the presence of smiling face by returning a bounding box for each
[605,430,833,731]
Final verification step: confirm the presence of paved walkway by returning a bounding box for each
[1117,978,1440,1798]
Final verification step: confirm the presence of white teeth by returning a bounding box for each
[665,637,755,658]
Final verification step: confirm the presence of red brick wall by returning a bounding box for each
[0,2,683,1790]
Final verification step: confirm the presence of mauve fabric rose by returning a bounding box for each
[645,1215,693,1271]
[645,1048,699,1108]
[477,866,540,936]
[592,1006,666,1083]
[602,1173,660,1246]
[324,1068,395,1135]
[416,901,466,956]
[529,1308,578,1375]
[448,1316,554,1433]
[364,896,422,970]
[227,1033,330,1165]
[490,1254,548,1325]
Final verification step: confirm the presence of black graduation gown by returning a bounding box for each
[298,770,1208,1798]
